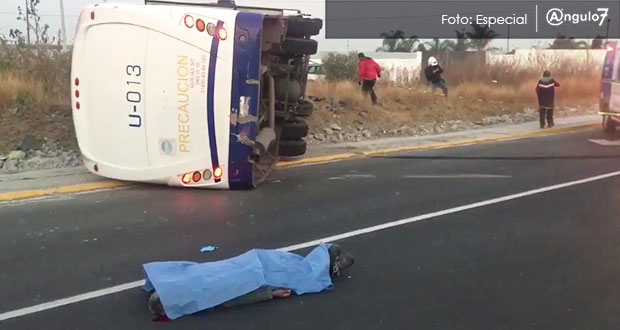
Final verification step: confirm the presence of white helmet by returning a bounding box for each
[428,57,438,66]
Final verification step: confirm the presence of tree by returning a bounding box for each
[422,38,456,53]
[376,30,419,52]
[591,35,605,49]
[322,51,358,81]
[465,23,499,51]
[548,34,578,49]
[452,29,469,52]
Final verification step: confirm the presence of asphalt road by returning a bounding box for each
[2,128,620,329]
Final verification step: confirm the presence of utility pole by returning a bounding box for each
[506,24,510,53]
[605,18,610,42]
[59,0,67,51]
[25,0,30,44]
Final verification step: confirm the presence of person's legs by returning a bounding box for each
[361,81,370,97]
[367,80,378,104]
[547,107,554,127]
[437,80,448,96]
[429,81,437,93]
[539,107,546,128]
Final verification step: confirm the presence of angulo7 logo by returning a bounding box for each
[546,7,609,26]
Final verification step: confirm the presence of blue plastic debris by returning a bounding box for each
[200,246,218,252]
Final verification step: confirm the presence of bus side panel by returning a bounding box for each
[601,41,619,112]
[228,12,263,189]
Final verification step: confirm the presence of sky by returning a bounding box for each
[0,0,545,52]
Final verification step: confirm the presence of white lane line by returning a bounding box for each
[589,139,620,146]
[403,174,511,179]
[3,169,620,322]
[0,280,145,321]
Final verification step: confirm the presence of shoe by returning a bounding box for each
[328,244,341,260]
[332,253,355,276]
[149,292,166,316]
[548,123,555,128]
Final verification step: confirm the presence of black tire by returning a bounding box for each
[281,38,318,55]
[295,100,314,117]
[603,115,616,134]
[280,119,309,140]
[286,17,323,37]
[279,139,307,157]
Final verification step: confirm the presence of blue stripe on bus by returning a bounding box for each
[228,12,263,189]
[207,21,224,183]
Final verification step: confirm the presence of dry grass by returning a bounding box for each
[0,73,46,109]
[306,67,600,133]
[0,46,73,152]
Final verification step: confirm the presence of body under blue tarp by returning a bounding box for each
[143,244,333,319]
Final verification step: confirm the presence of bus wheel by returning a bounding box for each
[603,115,616,133]
[295,100,314,117]
[281,38,318,55]
[279,139,307,157]
[280,119,309,140]
[286,17,323,37]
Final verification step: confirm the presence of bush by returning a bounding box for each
[322,51,358,81]
[0,0,71,110]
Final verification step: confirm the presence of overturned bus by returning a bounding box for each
[71,0,321,188]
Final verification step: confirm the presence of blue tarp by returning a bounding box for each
[143,244,333,319]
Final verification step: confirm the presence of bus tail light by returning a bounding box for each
[203,169,212,180]
[192,171,202,182]
[206,23,216,36]
[181,173,192,184]
[196,19,206,32]
[213,166,223,179]
[184,15,194,28]
[217,27,227,40]
[607,45,615,52]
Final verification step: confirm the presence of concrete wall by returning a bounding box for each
[313,51,423,84]
[486,49,607,70]
[374,57,423,84]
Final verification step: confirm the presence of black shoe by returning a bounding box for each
[332,253,355,276]
[149,292,166,316]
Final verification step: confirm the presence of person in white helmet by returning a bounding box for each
[424,56,448,96]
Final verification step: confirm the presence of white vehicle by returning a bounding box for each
[307,59,325,80]
[599,41,620,133]
[71,0,321,189]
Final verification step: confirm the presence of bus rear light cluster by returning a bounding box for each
[183,15,225,40]
[180,167,222,185]
[74,77,80,110]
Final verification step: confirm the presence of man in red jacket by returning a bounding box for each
[358,53,381,104]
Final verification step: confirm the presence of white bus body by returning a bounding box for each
[71,2,321,189]
[599,41,620,133]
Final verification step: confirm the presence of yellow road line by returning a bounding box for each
[277,152,357,167]
[361,123,598,157]
[0,181,131,203]
[0,122,597,202]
